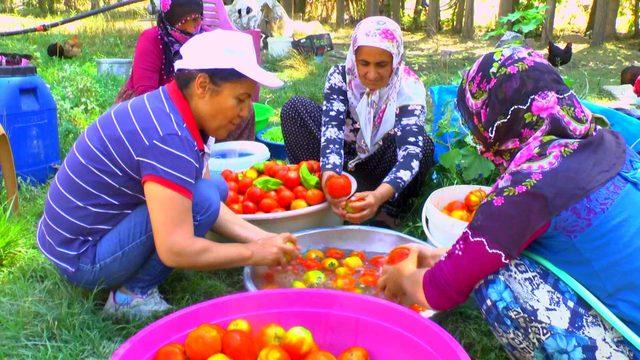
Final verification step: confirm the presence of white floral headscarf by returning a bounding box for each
[345,16,426,162]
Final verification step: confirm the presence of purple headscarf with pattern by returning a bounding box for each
[157,0,203,79]
[457,47,626,259]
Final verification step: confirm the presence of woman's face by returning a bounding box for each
[176,17,202,34]
[190,75,256,139]
[355,46,394,91]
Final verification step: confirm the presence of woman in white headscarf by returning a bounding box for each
[281,16,434,226]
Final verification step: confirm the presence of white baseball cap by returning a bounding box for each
[174,30,284,88]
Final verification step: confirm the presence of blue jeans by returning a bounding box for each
[62,177,228,294]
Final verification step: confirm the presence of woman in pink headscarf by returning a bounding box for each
[281,17,434,227]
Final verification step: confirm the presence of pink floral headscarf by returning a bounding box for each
[345,16,426,162]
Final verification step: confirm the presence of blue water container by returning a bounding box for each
[0,65,60,184]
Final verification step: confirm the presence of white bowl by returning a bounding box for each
[240,172,357,234]
[208,141,270,175]
[421,184,491,248]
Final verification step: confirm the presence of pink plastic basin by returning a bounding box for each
[111,289,469,359]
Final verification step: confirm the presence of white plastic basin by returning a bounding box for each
[208,141,270,175]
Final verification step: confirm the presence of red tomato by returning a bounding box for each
[154,343,187,360]
[238,177,253,195]
[288,164,300,171]
[226,181,239,193]
[304,350,336,360]
[301,259,322,270]
[410,303,427,312]
[369,255,386,268]
[325,248,345,260]
[229,203,243,214]
[283,170,301,189]
[265,190,278,200]
[293,186,307,200]
[325,175,351,199]
[246,186,264,204]
[281,326,317,360]
[222,330,257,360]
[272,207,286,212]
[444,200,467,213]
[337,347,369,360]
[386,247,411,266]
[221,169,237,182]
[184,324,223,360]
[264,161,277,177]
[305,189,325,206]
[276,188,295,208]
[225,190,240,205]
[306,160,321,173]
[242,201,258,214]
[275,166,289,181]
[358,274,378,287]
[259,198,279,213]
[349,251,366,262]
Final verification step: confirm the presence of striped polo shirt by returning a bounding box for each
[37,81,206,273]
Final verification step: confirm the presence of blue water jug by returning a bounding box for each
[0,65,60,184]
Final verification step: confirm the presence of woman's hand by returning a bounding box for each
[400,243,449,268]
[322,171,349,217]
[247,233,299,267]
[378,250,430,308]
[343,191,382,223]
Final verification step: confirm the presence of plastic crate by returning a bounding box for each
[292,33,334,57]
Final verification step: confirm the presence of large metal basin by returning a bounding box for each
[243,225,431,291]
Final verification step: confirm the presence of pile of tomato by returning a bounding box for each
[258,246,425,313]
[440,188,487,222]
[154,318,370,360]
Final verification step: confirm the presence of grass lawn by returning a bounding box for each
[1,7,639,359]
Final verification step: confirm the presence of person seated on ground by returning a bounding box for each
[37,30,298,319]
[115,0,255,140]
[280,16,434,228]
[621,65,640,97]
[379,47,640,358]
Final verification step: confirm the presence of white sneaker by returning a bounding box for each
[103,287,172,319]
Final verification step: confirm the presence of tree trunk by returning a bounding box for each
[366,0,379,16]
[634,0,640,38]
[454,0,464,33]
[591,0,607,46]
[412,0,423,28]
[498,0,514,18]
[462,0,474,39]
[391,0,401,23]
[426,0,440,36]
[90,0,100,10]
[336,0,345,27]
[586,0,597,35]
[605,0,619,40]
[540,0,556,44]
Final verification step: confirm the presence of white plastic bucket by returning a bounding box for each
[421,184,491,248]
[208,141,270,175]
[267,37,293,57]
[96,58,132,77]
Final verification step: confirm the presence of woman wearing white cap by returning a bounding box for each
[281,17,435,228]
[37,30,298,319]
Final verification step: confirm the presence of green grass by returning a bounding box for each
[2,9,639,359]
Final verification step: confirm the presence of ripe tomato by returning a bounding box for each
[293,186,308,200]
[246,186,265,204]
[264,161,278,177]
[290,199,309,210]
[225,190,240,205]
[259,198,279,213]
[275,166,289,181]
[344,199,365,214]
[229,203,243,214]
[369,255,386,268]
[226,181,239,193]
[238,177,253,195]
[358,274,378,287]
[464,189,487,210]
[349,251,366,262]
[184,324,223,360]
[301,259,322,271]
[333,276,356,291]
[321,257,339,270]
[449,209,471,222]
[222,330,257,360]
[227,319,251,333]
[256,323,286,348]
[444,200,467,213]
[305,189,325,206]
[221,169,237,183]
[325,174,351,199]
[288,164,300,171]
[154,343,186,360]
[325,248,345,260]
[276,188,296,209]
[304,249,325,261]
[337,347,370,360]
[281,326,317,360]
[386,247,411,266]
[304,350,337,360]
[283,170,301,189]
[242,201,258,214]
[265,190,278,200]
[258,345,291,360]
[306,160,321,173]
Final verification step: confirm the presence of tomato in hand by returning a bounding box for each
[259,198,279,213]
[154,343,186,360]
[242,201,258,214]
[305,189,325,206]
[184,324,223,360]
[222,330,257,360]
[337,347,370,360]
[386,247,411,265]
[276,187,296,209]
[325,174,351,199]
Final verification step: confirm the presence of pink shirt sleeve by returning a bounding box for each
[130,27,164,96]
[422,223,550,311]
